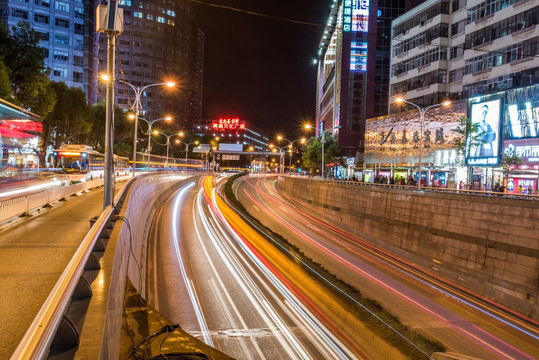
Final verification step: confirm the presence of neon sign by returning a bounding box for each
[352,0,369,33]
[212,118,245,131]
[343,0,352,32]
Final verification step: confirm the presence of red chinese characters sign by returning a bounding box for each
[212,118,245,131]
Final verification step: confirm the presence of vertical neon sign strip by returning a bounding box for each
[352,0,369,33]
[343,0,352,32]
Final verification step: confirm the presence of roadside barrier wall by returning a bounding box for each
[78,173,200,359]
[276,176,539,320]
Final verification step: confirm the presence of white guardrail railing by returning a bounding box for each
[0,179,104,224]
[8,176,133,360]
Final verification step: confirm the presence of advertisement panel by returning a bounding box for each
[352,0,369,33]
[505,102,538,139]
[350,41,367,72]
[502,138,539,165]
[466,99,501,166]
[505,178,536,194]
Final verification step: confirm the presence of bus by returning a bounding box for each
[53,144,104,183]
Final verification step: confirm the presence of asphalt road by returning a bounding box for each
[0,186,107,360]
[146,176,358,359]
[235,175,539,360]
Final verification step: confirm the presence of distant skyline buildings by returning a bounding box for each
[0,0,100,104]
[96,0,204,129]
[0,0,204,129]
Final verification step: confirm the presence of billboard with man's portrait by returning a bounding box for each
[466,99,501,166]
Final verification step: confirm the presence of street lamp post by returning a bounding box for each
[131,116,172,171]
[269,144,288,174]
[176,140,199,170]
[277,136,306,173]
[395,97,451,190]
[320,125,341,179]
[101,75,175,176]
[153,131,183,167]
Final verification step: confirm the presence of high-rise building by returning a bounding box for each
[96,0,204,130]
[315,0,424,160]
[0,0,99,104]
[389,0,539,111]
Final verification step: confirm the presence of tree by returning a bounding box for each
[301,135,343,176]
[0,60,11,99]
[500,151,524,179]
[42,82,91,152]
[452,116,484,181]
[87,102,133,156]
[0,21,55,116]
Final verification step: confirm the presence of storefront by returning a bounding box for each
[0,99,42,175]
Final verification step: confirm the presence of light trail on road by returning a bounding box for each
[236,175,539,360]
[146,176,359,359]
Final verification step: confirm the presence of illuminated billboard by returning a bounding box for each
[466,99,501,166]
[352,0,369,33]
[505,102,538,138]
[350,41,367,72]
[211,118,245,132]
[343,0,352,32]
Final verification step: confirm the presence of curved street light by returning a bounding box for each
[395,97,451,190]
[129,115,173,170]
[175,140,200,170]
[152,130,183,167]
[277,136,306,173]
[101,74,175,175]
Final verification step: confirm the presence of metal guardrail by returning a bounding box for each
[9,176,135,360]
[283,175,539,200]
[0,179,104,223]
[10,206,114,360]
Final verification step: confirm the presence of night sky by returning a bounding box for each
[197,0,329,138]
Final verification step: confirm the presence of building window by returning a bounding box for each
[37,31,49,41]
[53,67,68,78]
[55,17,69,28]
[35,0,50,7]
[53,50,69,61]
[133,11,143,18]
[73,71,83,83]
[166,9,175,16]
[75,7,84,19]
[74,55,83,67]
[167,19,175,26]
[55,1,69,12]
[120,0,131,5]
[54,34,69,45]
[146,14,153,20]
[12,8,28,19]
[34,13,49,24]
[156,16,165,23]
[75,23,84,35]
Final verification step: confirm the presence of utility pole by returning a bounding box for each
[97,1,123,209]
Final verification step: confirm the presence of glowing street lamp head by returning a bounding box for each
[175,139,181,144]
[128,114,136,120]
[100,74,110,81]
[164,116,172,121]
[165,81,176,88]
[395,97,404,104]
[442,100,452,106]
[277,135,283,141]
[153,130,159,135]
[304,124,312,130]
[178,131,184,137]
[300,138,306,143]
[195,141,199,145]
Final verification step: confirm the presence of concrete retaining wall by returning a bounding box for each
[276,176,539,320]
[74,173,200,360]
